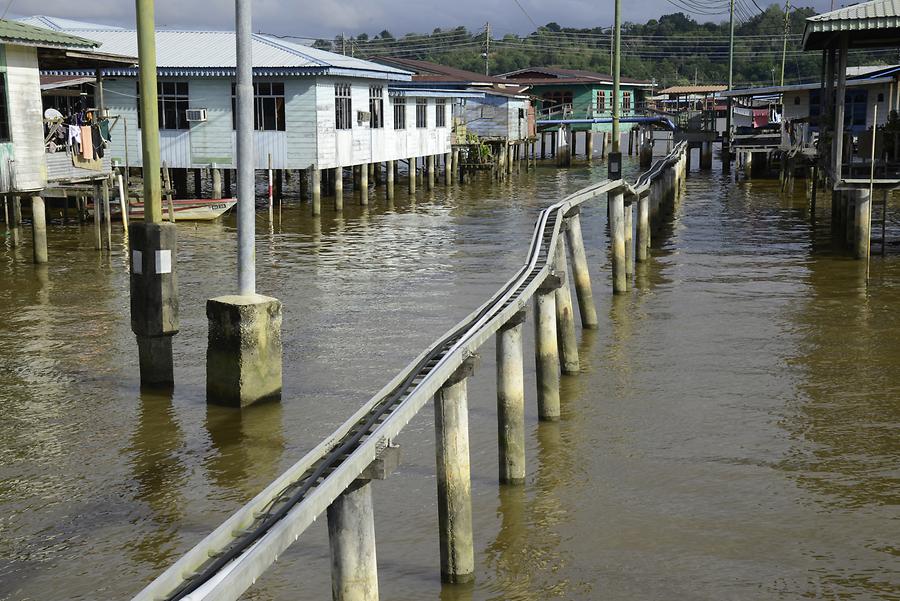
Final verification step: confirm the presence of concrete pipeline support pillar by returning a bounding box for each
[854,189,872,260]
[386,160,395,201]
[408,158,416,194]
[637,192,650,262]
[359,164,369,206]
[328,480,378,601]
[434,356,478,584]
[564,210,598,329]
[610,189,627,294]
[427,155,435,190]
[554,236,579,374]
[31,195,48,264]
[497,310,527,485]
[624,198,634,280]
[535,275,562,421]
[334,167,344,211]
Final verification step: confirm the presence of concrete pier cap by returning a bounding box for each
[206,293,283,407]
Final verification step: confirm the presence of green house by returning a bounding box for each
[499,67,653,132]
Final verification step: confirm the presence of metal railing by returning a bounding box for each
[132,141,689,601]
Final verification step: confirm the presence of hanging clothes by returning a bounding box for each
[80,126,93,159]
[92,125,104,159]
[98,118,111,143]
[68,125,81,150]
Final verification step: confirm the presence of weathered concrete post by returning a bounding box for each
[452,149,460,183]
[854,189,871,260]
[212,165,223,200]
[359,164,369,206]
[386,160,395,201]
[328,480,379,601]
[427,155,435,190]
[650,180,661,232]
[408,158,417,194]
[334,167,344,211]
[444,152,452,186]
[554,236,579,374]
[497,310,526,485]
[93,181,103,250]
[637,191,650,262]
[434,355,478,584]
[535,275,562,421]
[311,167,322,212]
[563,210,598,328]
[624,198,634,279]
[610,189,627,294]
[31,196,48,264]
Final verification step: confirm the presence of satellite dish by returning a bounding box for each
[44,108,64,121]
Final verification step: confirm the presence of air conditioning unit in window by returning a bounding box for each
[357,110,371,124]
[186,108,208,122]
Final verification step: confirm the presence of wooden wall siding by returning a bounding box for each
[229,130,288,169]
[285,79,317,169]
[463,96,530,141]
[104,79,141,168]
[4,44,47,192]
[45,151,112,183]
[159,130,191,168]
[315,77,451,170]
[189,78,233,166]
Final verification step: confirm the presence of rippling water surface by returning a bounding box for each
[1,155,898,600]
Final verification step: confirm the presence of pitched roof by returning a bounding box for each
[373,57,507,85]
[803,0,900,50]
[19,16,411,80]
[659,85,727,95]
[500,66,651,86]
[0,18,99,49]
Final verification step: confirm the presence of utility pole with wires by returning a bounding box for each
[611,0,621,155]
[780,0,791,87]
[724,0,736,170]
[483,22,491,76]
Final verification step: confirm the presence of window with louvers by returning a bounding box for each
[436,98,446,127]
[369,86,384,128]
[416,98,427,128]
[392,97,406,130]
[335,84,352,130]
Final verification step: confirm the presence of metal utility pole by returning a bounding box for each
[781,0,791,87]
[136,0,161,223]
[236,0,255,295]
[484,22,491,76]
[611,0,621,154]
[724,0,736,169]
[130,0,179,387]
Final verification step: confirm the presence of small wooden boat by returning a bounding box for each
[131,198,237,221]
[89,198,237,222]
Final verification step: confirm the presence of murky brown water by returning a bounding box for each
[1,155,898,600]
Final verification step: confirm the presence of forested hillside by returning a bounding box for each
[309,5,898,88]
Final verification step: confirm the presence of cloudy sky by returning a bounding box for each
[9,0,833,38]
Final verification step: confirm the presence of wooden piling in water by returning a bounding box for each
[386,160,395,201]
[408,158,416,194]
[31,195,47,264]
[554,236,580,374]
[444,152,452,186]
[359,164,369,206]
[427,155,435,190]
[92,182,102,250]
[497,310,527,485]
[564,210,598,329]
[334,167,344,211]
[311,167,321,213]
[535,276,562,421]
[434,356,477,584]
[102,179,113,250]
[212,166,223,200]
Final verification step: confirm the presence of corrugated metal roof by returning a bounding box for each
[0,18,99,49]
[659,85,727,94]
[721,76,895,97]
[803,0,900,49]
[17,16,411,80]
